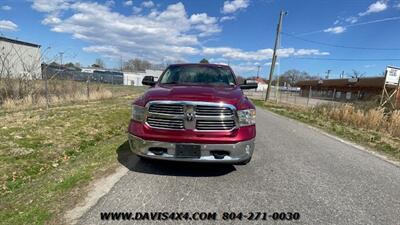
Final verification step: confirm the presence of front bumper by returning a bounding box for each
[128,133,255,164]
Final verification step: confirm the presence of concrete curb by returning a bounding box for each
[64,166,129,225]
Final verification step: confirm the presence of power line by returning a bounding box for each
[286,57,400,61]
[282,32,400,51]
[295,16,400,36]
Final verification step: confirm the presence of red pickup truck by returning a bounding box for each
[128,63,257,165]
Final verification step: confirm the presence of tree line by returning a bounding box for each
[236,69,317,86]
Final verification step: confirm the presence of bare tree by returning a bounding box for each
[350,70,365,78]
[94,58,105,68]
[279,69,316,86]
[123,58,152,72]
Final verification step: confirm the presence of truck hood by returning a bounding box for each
[140,84,249,108]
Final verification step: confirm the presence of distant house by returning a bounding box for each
[123,69,163,86]
[255,77,268,91]
[0,36,41,79]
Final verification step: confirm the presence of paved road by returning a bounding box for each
[77,107,400,225]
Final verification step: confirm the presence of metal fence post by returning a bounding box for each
[111,75,114,98]
[307,86,311,106]
[44,68,49,110]
[86,75,90,101]
[286,91,289,102]
[332,88,336,101]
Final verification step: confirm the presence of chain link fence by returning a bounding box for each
[245,87,354,107]
[0,63,130,111]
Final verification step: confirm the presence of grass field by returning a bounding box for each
[253,100,400,162]
[0,86,145,225]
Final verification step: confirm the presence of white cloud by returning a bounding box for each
[190,13,217,25]
[132,6,142,14]
[42,16,62,25]
[395,2,400,8]
[189,13,221,37]
[123,0,133,6]
[323,26,346,34]
[31,0,71,13]
[32,0,328,67]
[222,0,249,14]
[359,0,388,16]
[105,0,115,7]
[0,20,18,31]
[83,45,120,55]
[33,1,220,61]
[1,5,12,10]
[328,1,389,33]
[220,16,235,22]
[231,64,259,74]
[141,0,155,8]
[293,49,330,56]
[203,47,329,61]
[345,16,358,24]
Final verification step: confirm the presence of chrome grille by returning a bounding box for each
[145,101,237,131]
[149,104,184,115]
[146,117,184,130]
[196,120,235,130]
[195,105,233,116]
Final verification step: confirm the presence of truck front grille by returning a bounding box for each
[145,101,237,131]
[146,117,184,130]
[195,105,233,116]
[196,119,236,130]
[148,104,184,115]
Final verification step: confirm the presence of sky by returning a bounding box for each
[1,0,400,78]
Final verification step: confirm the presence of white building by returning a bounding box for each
[123,69,163,86]
[0,36,41,79]
[81,68,97,73]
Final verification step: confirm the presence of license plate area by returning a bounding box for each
[175,144,201,158]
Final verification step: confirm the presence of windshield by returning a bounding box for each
[159,65,236,86]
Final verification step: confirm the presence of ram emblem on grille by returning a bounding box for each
[185,112,194,121]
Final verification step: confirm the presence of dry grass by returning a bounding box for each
[1,89,112,110]
[388,110,400,137]
[314,103,399,138]
[0,79,142,111]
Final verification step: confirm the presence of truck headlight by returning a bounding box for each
[237,109,256,127]
[132,105,145,122]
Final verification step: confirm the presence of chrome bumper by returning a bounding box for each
[128,134,255,164]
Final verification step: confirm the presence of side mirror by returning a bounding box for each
[240,80,258,90]
[142,76,156,86]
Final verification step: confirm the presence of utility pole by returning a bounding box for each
[256,65,261,79]
[265,10,287,101]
